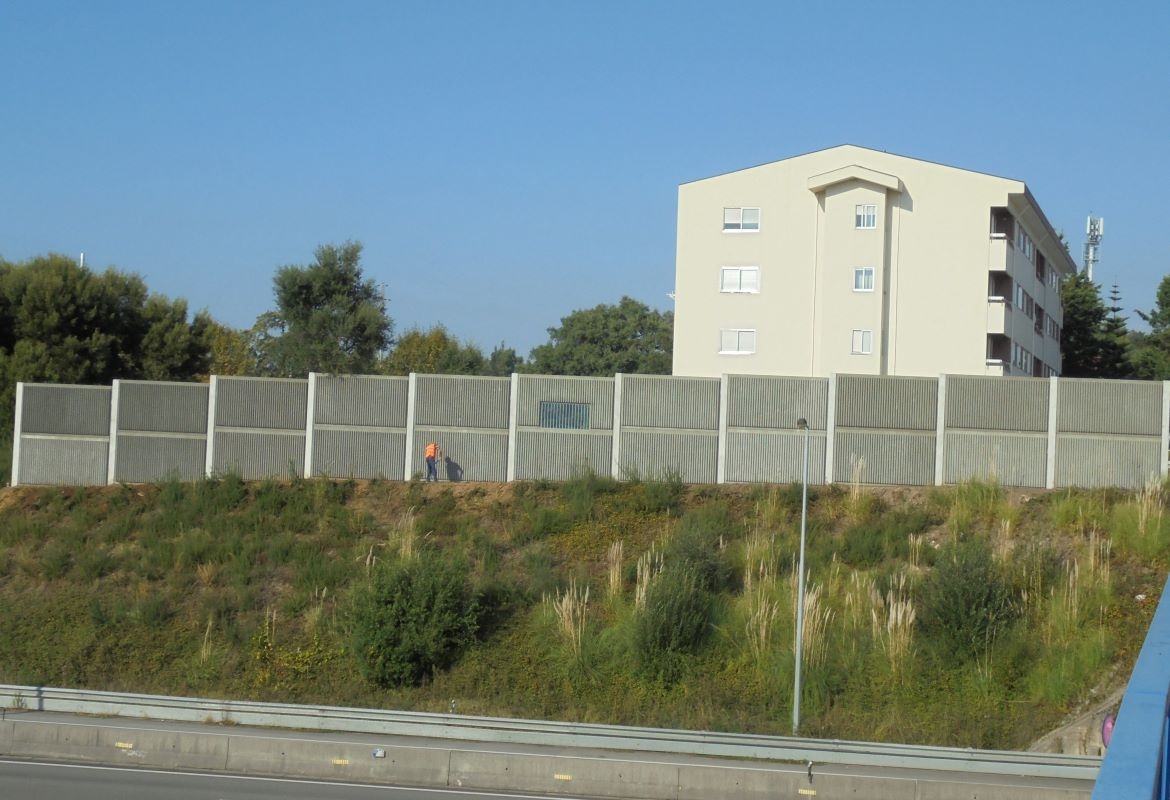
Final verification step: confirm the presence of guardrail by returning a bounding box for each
[1091,572,1170,799]
[0,684,1097,782]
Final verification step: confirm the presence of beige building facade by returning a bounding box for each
[672,145,1078,379]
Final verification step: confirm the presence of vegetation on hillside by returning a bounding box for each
[0,473,1164,749]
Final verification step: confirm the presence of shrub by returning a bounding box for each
[666,504,737,591]
[636,468,686,515]
[917,537,1017,659]
[839,509,935,568]
[351,552,478,688]
[561,466,619,521]
[634,567,711,682]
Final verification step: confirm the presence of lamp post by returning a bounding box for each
[793,417,810,735]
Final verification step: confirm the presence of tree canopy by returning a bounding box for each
[1059,273,1131,379]
[0,253,213,438]
[251,242,392,377]
[527,296,672,376]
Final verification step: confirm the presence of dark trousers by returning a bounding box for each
[425,457,437,481]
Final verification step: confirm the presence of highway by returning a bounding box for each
[0,759,579,800]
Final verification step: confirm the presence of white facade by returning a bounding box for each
[672,145,1079,379]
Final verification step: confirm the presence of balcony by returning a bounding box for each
[988,235,1010,273]
[987,296,1010,335]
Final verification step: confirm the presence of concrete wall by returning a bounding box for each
[11,373,1169,492]
[0,717,1091,799]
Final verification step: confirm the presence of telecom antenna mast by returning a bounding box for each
[1083,216,1104,281]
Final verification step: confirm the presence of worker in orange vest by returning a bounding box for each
[424,441,442,482]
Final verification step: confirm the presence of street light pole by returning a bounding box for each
[793,417,810,735]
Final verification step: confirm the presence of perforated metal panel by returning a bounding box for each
[835,375,938,431]
[411,428,508,482]
[215,378,308,430]
[314,375,408,428]
[312,429,405,479]
[621,376,719,430]
[115,434,207,483]
[18,438,109,485]
[213,431,306,480]
[514,430,613,481]
[618,430,718,483]
[1057,379,1162,436]
[944,430,1046,488]
[832,430,936,485]
[724,429,826,484]
[415,376,510,429]
[20,385,111,436]
[727,376,829,430]
[1055,435,1162,489]
[118,382,209,434]
[945,376,1049,432]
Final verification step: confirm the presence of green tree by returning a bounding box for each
[0,254,212,436]
[350,553,479,688]
[527,296,672,376]
[1059,273,1130,378]
[206,321,256,377]
[251,242,392,377]
[380,326,485,375]
[485,343,522,376]
[1131,274,1170,380]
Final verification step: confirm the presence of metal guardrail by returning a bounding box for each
[1091,572,1170,799]
[0,684,1098,782]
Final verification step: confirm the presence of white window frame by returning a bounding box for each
[719,328,757,355]
[855,204,877,229]
[850,329,873,355]
[720,266,760,293]
[723,207,760,232]
[853,267,875,292]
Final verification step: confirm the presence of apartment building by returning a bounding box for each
[672,145,1078,379]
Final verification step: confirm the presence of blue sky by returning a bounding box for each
[2,1,1167,356]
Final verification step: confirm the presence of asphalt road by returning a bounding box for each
[0,760,577,800]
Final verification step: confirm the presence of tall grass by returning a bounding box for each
[549,579,590,662]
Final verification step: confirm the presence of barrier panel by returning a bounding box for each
[10,373,1170,491]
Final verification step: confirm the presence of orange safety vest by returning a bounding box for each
[425,442,439,459]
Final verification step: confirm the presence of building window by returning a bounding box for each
[1016,228,1035,262]
[538,401,591,430]
[719,329,757,354]
[720,266,760,293]
[853,267,875,292]
[855,204,877,229]
[850,329,873,355]
[723,207,760,232]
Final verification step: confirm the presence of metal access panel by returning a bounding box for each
[113,381,209,483]
[944,430,1047,488]
[1055,435,1162,489]
[16,384,111,485]
[411,427,508,482]
[945,375,1049,432]
[618,430,718,484]
[514,429,612,481]
[725,429,827,485]
[516,375,615,429]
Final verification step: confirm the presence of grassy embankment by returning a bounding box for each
[0,472,1165,749]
